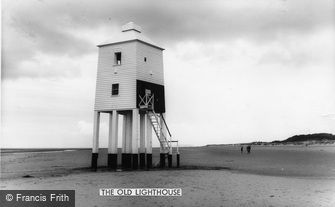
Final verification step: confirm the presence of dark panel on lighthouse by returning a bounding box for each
[136,80,165,113]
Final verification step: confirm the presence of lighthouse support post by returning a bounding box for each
[139,113,146,168]
[91,111,100,171]
[159,114,167,168]
[132,109,139,169]
[108,110,118,169]
[146,115,152,168]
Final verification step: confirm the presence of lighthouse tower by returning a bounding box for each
[91,22,178,170]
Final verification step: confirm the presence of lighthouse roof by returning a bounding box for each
[98,22,164,50]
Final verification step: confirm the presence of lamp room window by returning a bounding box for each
[114,52,122,65]
[111,84,119,95]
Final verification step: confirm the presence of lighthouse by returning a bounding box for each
[91,22,179,170]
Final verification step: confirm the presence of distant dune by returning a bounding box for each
[207,133,335,146]
[277,133,335,142]
[270,133,335,145]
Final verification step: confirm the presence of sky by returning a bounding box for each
[1,0,335,148]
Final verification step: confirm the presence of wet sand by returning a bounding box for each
[1,170,334,207]
[2,145,335,179]
[1,145,335,206]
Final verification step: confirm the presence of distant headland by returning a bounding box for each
[207,133,335,146]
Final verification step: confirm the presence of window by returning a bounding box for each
[144,57,147,62]
[111,84,119,95]
[114,52,121,65]
[145,89,151,96]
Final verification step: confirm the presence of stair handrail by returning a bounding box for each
[159,113,172,138]
[149,110,171,150]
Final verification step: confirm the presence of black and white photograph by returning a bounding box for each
[1,0,335,206]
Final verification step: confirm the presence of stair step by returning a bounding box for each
[147,110,172,151]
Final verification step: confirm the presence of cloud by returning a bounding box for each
[163,35,335,145]
[77,120,93,136]
[322,114,335,120]
[2,0,95,79]
[257,28,335,67]
[2,0,334,79]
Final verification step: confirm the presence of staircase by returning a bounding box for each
[138,93,177,154]
[147,110,170,153]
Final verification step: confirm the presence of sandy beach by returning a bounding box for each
[1,145,335,206]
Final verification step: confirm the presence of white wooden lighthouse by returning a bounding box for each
[91,22,179,170]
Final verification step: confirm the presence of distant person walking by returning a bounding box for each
[240,146,244,154]
[247,145,251,154]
